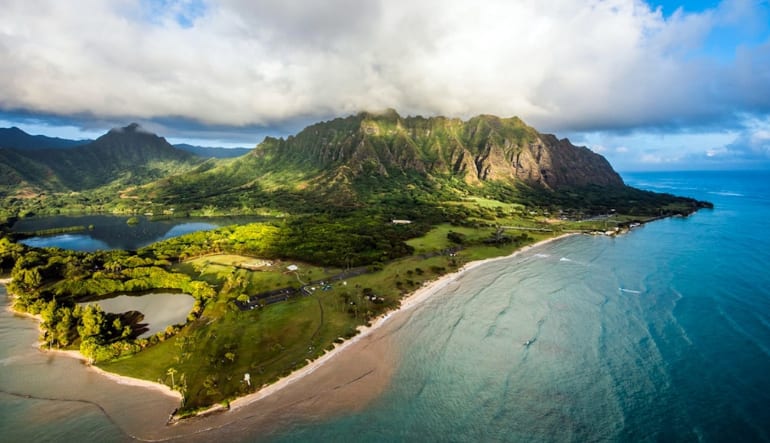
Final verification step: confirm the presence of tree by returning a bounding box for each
[447,231,466,244]
[55,307,75,347]
[167,367,178,389]
[22,268,42,290]
[79,337,100,364]
[78,305,105,340]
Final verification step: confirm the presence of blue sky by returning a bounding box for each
[1,0,769,171]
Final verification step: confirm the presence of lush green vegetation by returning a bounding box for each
[0,162,712,414]
[1,238,214,361]
[0,202,550,414]
[0,111,714,415]
[100,229,544,413]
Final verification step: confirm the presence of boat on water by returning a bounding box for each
[524,338,536,347]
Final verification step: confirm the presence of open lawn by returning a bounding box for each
[174,255,342,296]
[406,223,492,254]
[459,196,526,211]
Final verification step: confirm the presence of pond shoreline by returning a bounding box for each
[10,214,266,252]
[2,283,185,403]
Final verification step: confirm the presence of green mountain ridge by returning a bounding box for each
[142,110,625,212]
[1,111,707,221]
[0,126,90,150]
[281,110,623,188]
[0,123,204,195]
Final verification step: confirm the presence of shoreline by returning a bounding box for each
[2,233,578,421]
[0,280,182,402]
[50,347,183,400]
[227,232,577,413]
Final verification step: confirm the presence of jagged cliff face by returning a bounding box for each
[253,110,623,189]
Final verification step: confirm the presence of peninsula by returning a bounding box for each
[0,111,712,416]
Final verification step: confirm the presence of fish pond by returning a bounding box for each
[12,214,261,251]
[79,292,196,338]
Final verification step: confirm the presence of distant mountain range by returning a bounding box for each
[2,111,641,214]
[0,125,252,196]
[0,127,90,150]
[0,123,205,194]
[0,126,249,158]
[172,144,251,159]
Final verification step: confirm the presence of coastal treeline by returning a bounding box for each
[1,237,215,362]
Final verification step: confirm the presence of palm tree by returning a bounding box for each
[167,367,177,389]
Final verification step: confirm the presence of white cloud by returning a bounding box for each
[706,147,726,157]
[570,128,741,170]
[639,152,670,164]
[712,116,770,159]
[0,0,768,134]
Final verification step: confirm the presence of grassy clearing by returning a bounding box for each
[455,232,553,262]
[175,256,342,295]
[406,223,492,254]
[459,196,526,211]
[98,251,464,412]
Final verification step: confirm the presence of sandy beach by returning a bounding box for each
[1,280,181,402]
[52,348,183,400]
[229,232,577,412]
[134,233,580,440]
[2,233,577,440]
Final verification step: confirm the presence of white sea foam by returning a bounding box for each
[708,191,744,197]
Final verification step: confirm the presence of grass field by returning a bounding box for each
[100,226,561,413]
[406,223,492,254]
[100,285,361,411]
[174,255,342,295]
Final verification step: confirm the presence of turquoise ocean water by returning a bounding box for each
[2,170,769,441]
[263,170,770,442]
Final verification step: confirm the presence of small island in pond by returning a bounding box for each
[0,111,712,416]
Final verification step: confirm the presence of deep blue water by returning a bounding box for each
[262,170,770,442]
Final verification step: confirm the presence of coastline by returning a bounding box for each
[2,233,578,423]
[227,232,577,412]
[0,279,182,401]
[51,347,183,400]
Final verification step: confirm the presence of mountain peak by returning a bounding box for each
[109,123,153,135]
[251,111,624,189]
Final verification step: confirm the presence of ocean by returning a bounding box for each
[2,170,769,442]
